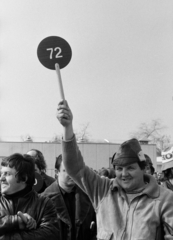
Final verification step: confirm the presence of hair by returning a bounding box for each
[150,165,155,175]
[1,153,35,186]
[98,168,109,178]
[144,154,152,165]
[144,154,155,175]
[27,149,47,172]
[162,168,173,180]
[137,161,147,170]
[108,168,116,178]
[55,154,62,171]
[99,167,116,179]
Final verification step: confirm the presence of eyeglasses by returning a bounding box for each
[0,171,18,178]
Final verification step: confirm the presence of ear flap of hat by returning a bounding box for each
[113,138,146,166]
[144,154,153,165]
[111,153,116,165]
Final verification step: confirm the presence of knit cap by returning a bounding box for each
[112,138,146,166]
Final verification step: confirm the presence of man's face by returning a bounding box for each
[115,163,145,193]
[0,166,26,195]
[56,161,75,189]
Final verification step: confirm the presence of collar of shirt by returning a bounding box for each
[59,185,76,196]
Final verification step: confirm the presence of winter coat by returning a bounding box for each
[42,181,97,240]
[62,136,173,240]
[41,172,55,187]
[0,188,60,240]
[38,172,55,193]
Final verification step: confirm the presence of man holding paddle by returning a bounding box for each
[57,100,173,240]
[0,153,60,239]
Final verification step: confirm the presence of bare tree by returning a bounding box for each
[75,122,91,142]
[130,119,171,151]
[50,134,61,143]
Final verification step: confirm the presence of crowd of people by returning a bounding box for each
[0,99,173,240]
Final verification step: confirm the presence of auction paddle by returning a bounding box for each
[37,36,72,101]
[55,63,65,101]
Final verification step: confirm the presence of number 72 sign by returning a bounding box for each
[46,47,63,59]
[37,36,72,70]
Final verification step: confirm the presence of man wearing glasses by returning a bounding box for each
[0,153,60,239]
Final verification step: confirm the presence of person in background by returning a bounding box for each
[98,168,109,178]
[152,172,161,185]
[144,154,155,175]
[26,149,55,193]
[42,154,97,240]
[161,146,173,191]
[98,167,116,179]
[157,172,165,185]
[57,100,173,240]
[108,168,116,178]
[0,153,60,239]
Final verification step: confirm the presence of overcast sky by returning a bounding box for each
[0,0,173,143]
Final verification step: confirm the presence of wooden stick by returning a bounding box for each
[55,63,65,100]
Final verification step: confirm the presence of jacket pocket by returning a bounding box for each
[97,228,113,240]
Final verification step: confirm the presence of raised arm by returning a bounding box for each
[56,100,111,208]
[56,100,82,176]
[56,100,74,141]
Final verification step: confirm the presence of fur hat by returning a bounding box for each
[112,138,146,166]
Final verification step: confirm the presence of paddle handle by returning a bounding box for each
[55,63,65,101]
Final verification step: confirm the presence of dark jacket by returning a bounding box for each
[42,181,97,240]
[38,172,55,193]
[0,188,60,240]
[41,172,55,187]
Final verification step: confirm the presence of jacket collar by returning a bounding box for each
[43,181,92,225]
[41,172,55,186]
[43,181,71,225]
[4,185,32,199]
[111,174,160,198]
